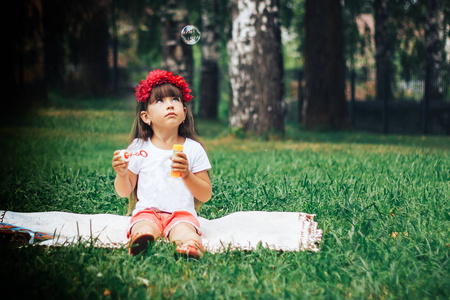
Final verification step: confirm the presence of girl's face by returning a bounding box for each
[140,96,187,129]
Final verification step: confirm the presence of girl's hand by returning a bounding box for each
[112,150,129,176]
[171,152,190,178]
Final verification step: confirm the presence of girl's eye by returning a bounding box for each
[172,98,180,102]
[156,99,163,103]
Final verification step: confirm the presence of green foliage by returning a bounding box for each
[1,99,449,299]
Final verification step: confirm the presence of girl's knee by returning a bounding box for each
[131,220,161,237]
[169,222,200,244]
[170,222,197,235]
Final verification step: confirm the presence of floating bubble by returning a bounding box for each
[181,25,201,45]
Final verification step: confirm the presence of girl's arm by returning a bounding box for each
[114,170,137,197]
[182,170,212,202]
[171,152,212,202]
[112,150,138,197]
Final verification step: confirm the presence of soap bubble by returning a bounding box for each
[181,25,201,45]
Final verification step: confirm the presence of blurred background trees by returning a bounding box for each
[8,0,450,134]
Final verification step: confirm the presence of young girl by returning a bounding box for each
[112,69,212,258]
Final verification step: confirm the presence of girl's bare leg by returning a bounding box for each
[168,222,201,246]
[128,220,161,255]
[131,220,161,237]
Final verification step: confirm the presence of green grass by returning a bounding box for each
[0,97,449,299]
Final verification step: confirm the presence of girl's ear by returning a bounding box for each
[140,111,151,125]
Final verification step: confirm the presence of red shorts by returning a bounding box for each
[127,209,201,238]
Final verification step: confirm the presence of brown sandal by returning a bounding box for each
[176,239,205,259]
[128,232,154,256]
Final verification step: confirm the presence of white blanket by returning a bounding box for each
[1,210,322,252]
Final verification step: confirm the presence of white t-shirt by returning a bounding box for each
[127,138,211,217]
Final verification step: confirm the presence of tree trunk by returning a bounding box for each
[424,0,444,102]
[7,1,27,115]
[9,0,47,108]
[42,0,66,91]
[199,0,219,119]
[228,0,284,136]
[85,0,110,95]
[111,0,119,94]
[423,0,444,134]
[303,0,349,130]
[161,0,194,94]
[374,0,392,101]
[63,0,110,96]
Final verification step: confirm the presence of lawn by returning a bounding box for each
[0,97,449,299]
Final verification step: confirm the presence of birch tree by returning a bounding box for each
[228,0,284,136]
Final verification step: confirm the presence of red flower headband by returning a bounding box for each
[135,69,193,103]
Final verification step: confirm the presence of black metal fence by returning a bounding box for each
[284,66,450,135]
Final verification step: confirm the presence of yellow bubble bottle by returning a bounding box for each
[170,144,184,177]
